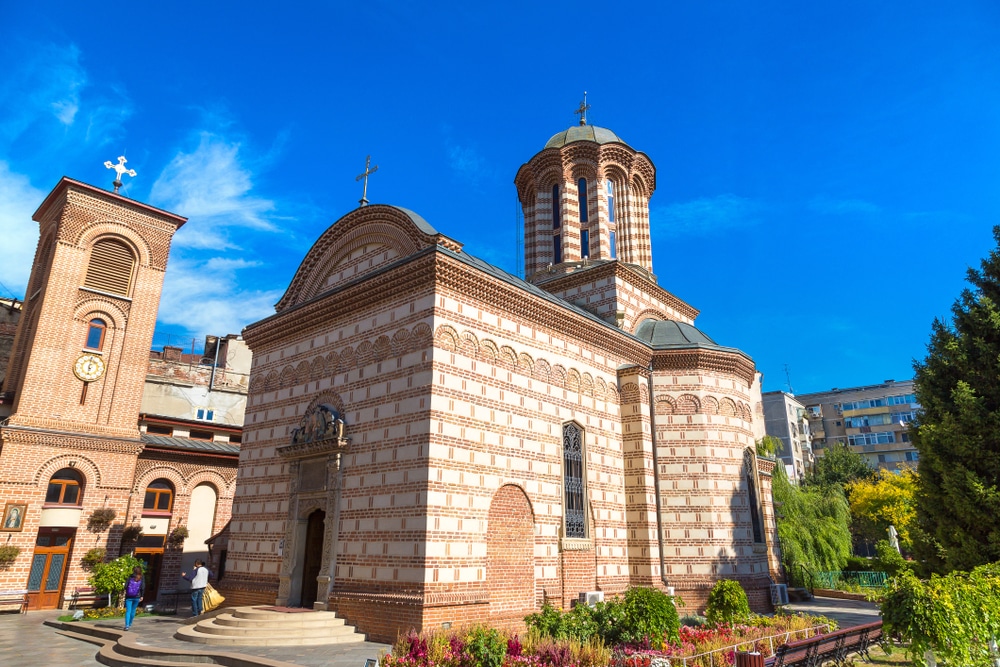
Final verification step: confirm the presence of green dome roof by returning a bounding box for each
[544,125,628,149]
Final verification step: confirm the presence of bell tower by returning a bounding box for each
[514,118,656,283]
[3,177,186,438]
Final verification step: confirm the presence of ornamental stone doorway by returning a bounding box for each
[275,399,348,610]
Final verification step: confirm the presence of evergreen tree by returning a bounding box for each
[912,226,1000,572]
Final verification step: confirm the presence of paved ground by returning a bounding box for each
[0,608,390,667]
[0,595,880,667]
[784,595,881,629]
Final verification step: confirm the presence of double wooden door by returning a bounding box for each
[27,528,74,610]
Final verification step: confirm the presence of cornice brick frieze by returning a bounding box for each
[1,424,144,455]
[651,349,756,387]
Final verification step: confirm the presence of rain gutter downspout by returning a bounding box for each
[646,360,671,591]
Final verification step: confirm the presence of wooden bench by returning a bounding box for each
[70,586,104,610]
[765,621,882,667]
[0,589,28,614]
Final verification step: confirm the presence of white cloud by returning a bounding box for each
[0,162,46,297]
[651,194,765,237]
[157,255,282,338]
[150,133,278,248]
[442,124,494,190]
[808,196,881,216]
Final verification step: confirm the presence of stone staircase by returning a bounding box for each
[175,606,367,646]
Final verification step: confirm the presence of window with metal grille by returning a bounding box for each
[84,239,135,296]
[563,422,586,538]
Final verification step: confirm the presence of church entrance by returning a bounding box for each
[299,510,326,608]
[26,527,74,610]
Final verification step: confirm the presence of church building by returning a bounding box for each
[221,119,782,641]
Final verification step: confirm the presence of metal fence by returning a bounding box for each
[815,570,888,589]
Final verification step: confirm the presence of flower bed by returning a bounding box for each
[382,614,835,667]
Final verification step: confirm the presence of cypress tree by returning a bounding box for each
[912,226,1000,572]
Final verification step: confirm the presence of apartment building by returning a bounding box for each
[761,391,813,482]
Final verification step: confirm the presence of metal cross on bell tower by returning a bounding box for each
[356,155,379,206]
[104,156,137,194]
[574,91,591,126]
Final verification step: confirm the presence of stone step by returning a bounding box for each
[195,617,358,637]
[175,622,367,646]
[215,611,346,628]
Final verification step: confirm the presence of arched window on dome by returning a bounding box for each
[578,178,588,224]
[84,318,107,351]
[606,180,615,223]
[562,422,587,539]
[580,229,590,259]
[552,185,561,229]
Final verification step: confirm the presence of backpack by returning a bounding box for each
[126,577,142,597]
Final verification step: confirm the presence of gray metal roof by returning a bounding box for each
[544,125,628,149]
[392,206,438,236]
[141,434,239,455]
[634,318,741,354]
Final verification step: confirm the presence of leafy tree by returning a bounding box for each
[772,463,852,586]
[847,469,918,552]
[756,436,781,459]
[912,226,1000,573]
[808,443,875,487]
[89,554,144,606]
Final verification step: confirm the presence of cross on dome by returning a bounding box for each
[574,91,591,126]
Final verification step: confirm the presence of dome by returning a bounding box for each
[544,124,628,150]
[634,318,725,351]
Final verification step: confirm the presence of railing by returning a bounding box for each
[673,624,831,667]
[815,570,887,589]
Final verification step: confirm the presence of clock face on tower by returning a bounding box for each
[74,354,106,382]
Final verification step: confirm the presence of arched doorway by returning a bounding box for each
[299,510,325,608]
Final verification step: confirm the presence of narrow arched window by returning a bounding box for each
[578,178,588,223]
[85,318,107,351]
[84,238,135,296]
[609,230,617,259]
[606,181,615,223]
[552,185,561,229]
[580,229,590,259]
[143,479,174,513]
[563,422,586,538]
[744,449,764,543]
[46,468,84,505]
[553,234,562,264]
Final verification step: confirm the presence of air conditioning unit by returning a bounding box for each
[579,591,604,606]
[770,583,789,606]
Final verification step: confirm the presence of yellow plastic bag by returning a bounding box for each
[202,583,225,612]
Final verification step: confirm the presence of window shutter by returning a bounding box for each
[84,239,135,296]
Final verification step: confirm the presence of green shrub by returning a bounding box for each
[89,554,144,607]
[619,586,679,645]
[525,601,565,638]
[679,613,706,627]
[705,580,752,626]
[873,540,909,577]
[843,556,872,572]
[464,626,507,667]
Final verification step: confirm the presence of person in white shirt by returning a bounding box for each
[181,560,210,616]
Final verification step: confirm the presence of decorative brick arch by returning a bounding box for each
[676,394,700,414]
[566,368,581,393]
[76,224,153,268]
[373,335,392,361]
[702,396,720,415]
[133,466,186,495]
[411,322,432,347]
[310,356,327,381]
[517,353,534,375]
[720,397,737,417]
[183,470,232,496]
[631,309,672,334]
[295,361,310,383]
[279,365,297,388]
[620,382,641,404]
[655,395,677,415]
[434,325,459,351]
[534,358,551,382]
[486,484,535,623]
[355,340,374,366]
[73,299,129,330]
[340,346,356,369]
[391,328,412,356]
[480,339,499,363]
[34,454,102,488]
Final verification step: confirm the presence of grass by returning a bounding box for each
[846,643,913,666]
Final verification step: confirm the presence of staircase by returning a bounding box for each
[175,606,367,646]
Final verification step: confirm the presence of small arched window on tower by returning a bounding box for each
[84,318,107,351]
[563,422,587,539]
[143,479,174,514]
[84,238,136,297]
[552,185,561,229]
[46,468,84,506]
[606,180,615,223]
[744,449,764,544]
[578,178,588,224]
[609,230,617,259]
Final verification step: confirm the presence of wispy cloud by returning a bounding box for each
[0,42,131,151]
[651,194,765,237]
[157,255,282,338]
[808,195,881,216]
[0,162,46,297]
[150,132,279,249]
[442,124,494,190]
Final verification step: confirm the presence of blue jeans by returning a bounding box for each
[124,597,140,628]
[190,588,204,616]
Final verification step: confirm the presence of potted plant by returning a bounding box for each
[120,524,143,544]
[0,545,19,568]
[87,508,117,533]
[167,525,189,547]
[81,547,106,569]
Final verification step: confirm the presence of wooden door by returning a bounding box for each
[26,528,74,610]
[299,510,325,608]
[134,550,163,601]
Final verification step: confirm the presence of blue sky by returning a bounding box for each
[1,1,998,394]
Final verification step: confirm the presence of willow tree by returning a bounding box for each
[912,226,1000,573]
